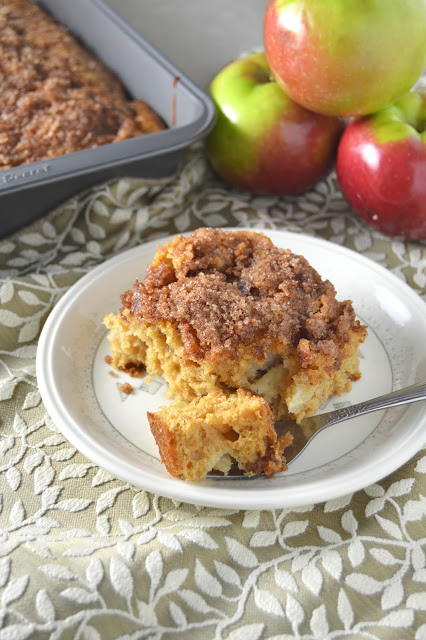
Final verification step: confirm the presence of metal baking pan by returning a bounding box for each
[0,0,216,238]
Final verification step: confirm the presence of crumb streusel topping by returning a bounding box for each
[121,228,359,364]
[0,0,165,169]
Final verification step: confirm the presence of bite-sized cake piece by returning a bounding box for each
[147,390,293,481]
[104,228,367,425]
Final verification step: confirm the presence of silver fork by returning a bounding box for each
[209,380,426,478]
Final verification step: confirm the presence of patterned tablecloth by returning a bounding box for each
[1,144,426,640]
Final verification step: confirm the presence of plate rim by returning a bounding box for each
[36,227,426,509]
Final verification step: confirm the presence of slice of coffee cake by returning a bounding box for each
[104,228,367,480]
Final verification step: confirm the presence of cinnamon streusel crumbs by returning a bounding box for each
[0,0,166,170]
[121,227,359,364]
[118,382,133,394]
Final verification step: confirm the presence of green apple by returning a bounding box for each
[264,0,426,117]
[206,52,343,195]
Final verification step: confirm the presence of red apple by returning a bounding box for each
[264,0,426,117]
[206,52,343,195]
[336,91,426,241]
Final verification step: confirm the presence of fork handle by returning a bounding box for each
[323,380,426,428]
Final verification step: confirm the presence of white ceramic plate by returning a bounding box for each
[36,229,426,509]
